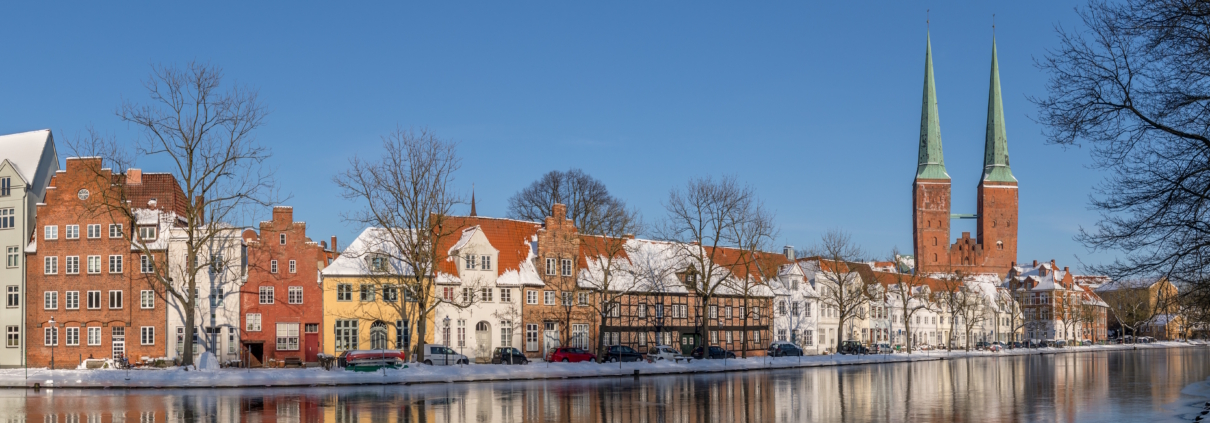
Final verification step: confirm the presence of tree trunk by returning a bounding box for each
[183,293,196,366]
[835,314,846,353]
[741,296,749,358]
[905,319,913,354]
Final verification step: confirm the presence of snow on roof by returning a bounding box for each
[322,227,421,277]
[0,130,53,184]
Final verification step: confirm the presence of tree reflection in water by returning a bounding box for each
[3,347,1209,423]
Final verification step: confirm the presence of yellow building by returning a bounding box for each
[320,228,433,356]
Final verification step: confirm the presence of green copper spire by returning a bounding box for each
[982,39,1017,183]
[916,32,949,180]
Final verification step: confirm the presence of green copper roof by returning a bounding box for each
[982,39,1017,183]
[916,32,949,180]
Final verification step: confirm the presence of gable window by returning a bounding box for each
[370,256,387,272]
[481,255,491,270]
[5,246,17,268]
[561,259,572,276]
[464,254,477,270]
[279,233,286,245]
[545,258,556,275]
[259,286,274,304]
[289,260,296,273]
[45,225,58,240]
[0,209,11,230]
[0,177,9,196]
[65,225,79,239]
[139,226,157,240]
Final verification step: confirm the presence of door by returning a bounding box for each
[475,322,491,362]
[543,322,559,358]
[680,334,698,355]
[304,334,319,362]
[112,327,126,360]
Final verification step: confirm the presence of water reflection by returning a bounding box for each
[2,347,1208,423]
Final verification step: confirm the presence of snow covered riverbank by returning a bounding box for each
[2,341,1202,390]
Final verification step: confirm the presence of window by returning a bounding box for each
[65,291,79,310]
[276,323,300,351]
[44,326,58,346]
[442,286,454,301]
[109,224,122,238]
[337,284,352,301]
[6,326,19,348]
[0,177,8,196]
[527,290,538,305]
[525,324,539,351]
[0,208,11,230]
[270,260,278,273]
[383,285,398,302]
[108,290,122,309]
[87,291,101,309]
[462,287,473,303]
[480,287,493,302]
[725,306,732,319]
[545,258,556,275]
[334,320,358,351]
[86,224,100,239]
[457,319,465,348]
[44,256,57,274]
[578,292,589,306]
[500,288,511,303]
[279,233,286,245]
[305,323,319,333]
[65,225,79,239]
[500,321,513,348]
[108,255,122,273]
[481,255,491,270]
[140,290,154,309]
[753,307,760,320]
[544,291,555,305]
[45,225,58,240]
[258,286,274,304]
[288,260,296,273]
[139,255,154,274]
[65,256,79,274]
[288,286,303,304]
[141,327,155,345]
[561,259,572,276]
[139,226,156,240]
[709,305,718,319]
[87,256,101,274]
[5,286,17,308]
[464,254,476,270]
[638,304,647,318]
[43,291,57,310]
[396,320,410,350]
[65,327,79,346]
[572,324,590,349]
[753,331,761,345]
[370,256,387,272]
[246,313,262,331]
[360,285,375,302]
[607,302,619,317]
[562,292,573,306]
[6,246,17,268]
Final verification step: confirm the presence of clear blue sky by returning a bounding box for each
[0,1,1112,271]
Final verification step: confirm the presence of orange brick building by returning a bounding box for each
[25,158,185,368]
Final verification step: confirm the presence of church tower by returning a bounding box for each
[912,32,952,273]
[975,39,1018,273]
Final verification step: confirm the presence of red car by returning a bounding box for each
[547,347,597,363]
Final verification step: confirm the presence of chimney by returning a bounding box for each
[330,236,338,252]
[1063,266,1069,274]
[784,246,795,261]
[273,206,293,223]
[126,168,142,185]
[552,203,567,221]
[196,196,205,223]
[1032,260,1038,268]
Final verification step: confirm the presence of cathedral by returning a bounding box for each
[912,34,1018,278]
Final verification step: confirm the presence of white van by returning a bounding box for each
[422,344,469,365]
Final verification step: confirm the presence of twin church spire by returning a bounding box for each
[914,33,1014,183]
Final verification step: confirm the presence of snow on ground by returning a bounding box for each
[2,342,1201,389]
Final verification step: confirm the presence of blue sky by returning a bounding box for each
[0,1,1112,271]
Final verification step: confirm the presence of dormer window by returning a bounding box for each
[464,254,477,270]
[139,226,157,241]
[369,256,387,272]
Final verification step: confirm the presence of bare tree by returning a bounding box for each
[628,238,683,351]
[956,288,990,351]
[1098,280,1160,341]
[507,169,626,233]
[808,229,870,353]
[577,199,644,361]
[933,269,970,351]
[657,175,760,349]
[68,62,274,366]
[721,201,779,358]
[333,128,471,362]
[1033,1,1210,299]
[886,249,933,354]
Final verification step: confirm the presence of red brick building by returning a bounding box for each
[25,158,185,368]
[240,206,338,366]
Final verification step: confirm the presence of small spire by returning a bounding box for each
[982,38,1017,183]
[470,184,477,217]
[916,31,949,180]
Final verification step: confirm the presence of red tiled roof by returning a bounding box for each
[435,216,542,276]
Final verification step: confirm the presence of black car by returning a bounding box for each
[974,341,991,350]
[767,342,803,357]
[490,347,529,365]
[837,340,868,355]
[604,345,645,362]
[1009,342,1023,349]
[691,346,737,360]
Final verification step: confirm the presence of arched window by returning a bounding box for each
[932,237,937,246]
[476,321,490,331]
[370,321,388,350]
[996,241,1004,250]
[993,220,998,228]
[932,253,938,262]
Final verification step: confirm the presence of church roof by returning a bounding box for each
[982,39,1017,183]
[916,32,949,181]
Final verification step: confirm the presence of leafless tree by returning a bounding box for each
[657,175,761,349]
[808,229,870,352]
[933,269,970,351]
[886,249,933,353]
[1098,280,1160,341]
[508,169,626,233]
[721,200,779,358]
[333,128,474,362]
[576,199,644,361]
[627,238,683,350]
[955,288,990,351]
[67,62,274,366]
[1033,0,1210,300]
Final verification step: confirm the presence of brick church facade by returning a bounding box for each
[913,35,1018,278]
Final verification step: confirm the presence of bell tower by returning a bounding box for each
[976,39,1018,275]
[913,32,952,274]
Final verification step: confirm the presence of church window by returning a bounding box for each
[932,253,937,262]
[993,220,997,228]
[932,237,937,246]
[997,241,1004,250]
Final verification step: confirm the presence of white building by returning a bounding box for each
[164,218,247,364]
[0,130,58,368]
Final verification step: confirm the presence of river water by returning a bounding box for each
[2,347,1209,423]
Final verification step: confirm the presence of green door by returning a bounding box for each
[680,334,699,355]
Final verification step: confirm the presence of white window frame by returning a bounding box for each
[0,208,12,230]
[500,288,511,303]
[108,290,123,309]
[44,256,57,274]
[140,255,154,273]
[87,290,101,310]
[289,260,296,273]
[5,246,17,268]
[140,290,155,309]
[561,259,572,276]
[7,326,20,348]
[65,291,79,310]
[259,286,274,304]
[109,224,122,238]
[545,258,556,275]
[270,260,278,274]
[288,286,303,304]
[44,326,57,346]
[279,233,286,245]
[65,225,79,239]
[5,285,17,308]
[140,327,155,345]
[65,327,79,346]
[481,255,491,270]
[139,226,157,241]
[87,224,100,239]
[45,225,58,240]
[43,291,57,310]
[527,290,537,305]
[544,290,555,305]
[108,255,123,274]
[246,313,262,332]
[65,256,79,274]
[276,323,300,351]
[87,256,101,274]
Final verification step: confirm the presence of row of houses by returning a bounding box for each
[1,130,1113,369]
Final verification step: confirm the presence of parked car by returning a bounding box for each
[491,347,530,365]
[691,346,737,360]
[603,345,645,362]
[988,342,1004,352]
[421,344,469,366]
[648,345,689,362]
[870,343,894,354]
[974,341,991,350]
[1009,342,1023,349]
[547,347,596,363]
[838,340,869,355]
[1079,339,1093,346]
[767,341,804,357]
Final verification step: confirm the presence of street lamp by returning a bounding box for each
[48,316,56,370]
[443,316,452,366]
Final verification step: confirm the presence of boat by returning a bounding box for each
[342,349,409,372]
